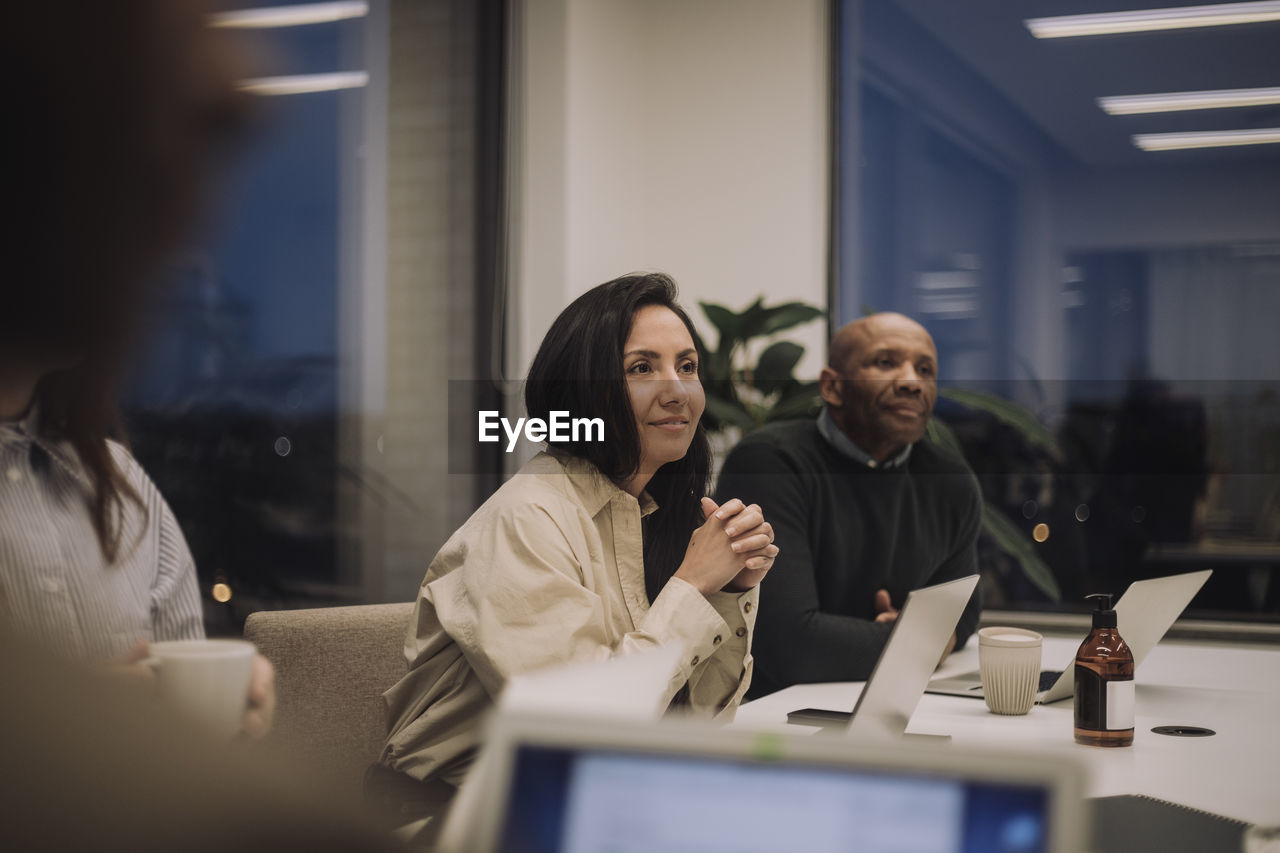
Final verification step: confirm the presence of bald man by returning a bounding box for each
[715,313,981,696]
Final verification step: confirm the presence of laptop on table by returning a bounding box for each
[785,574,980,739]
[927,570,1212,704]
[468,711,1087,853]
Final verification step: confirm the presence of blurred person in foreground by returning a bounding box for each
[375,273,779,842]
[715,313,982,697]
[0,0,272,734]
[0,631,406,853]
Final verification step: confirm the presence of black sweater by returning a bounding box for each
[714,418,982,698]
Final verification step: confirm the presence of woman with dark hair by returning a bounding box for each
[0,0,273,734]
[376,273,777,831]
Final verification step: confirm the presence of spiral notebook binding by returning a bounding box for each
[1127,794,1253,828]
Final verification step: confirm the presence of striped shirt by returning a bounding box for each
[0,407,204,660]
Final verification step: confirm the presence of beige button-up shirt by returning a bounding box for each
[381,451,757,785]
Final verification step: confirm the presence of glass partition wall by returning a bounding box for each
[836,0,1280,624]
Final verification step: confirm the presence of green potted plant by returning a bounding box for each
[691,297,826,435]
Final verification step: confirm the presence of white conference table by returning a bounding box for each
[735,634,1280,827]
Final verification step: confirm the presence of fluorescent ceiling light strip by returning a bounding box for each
[1133,127,1280,150]
[1026,1,1280,38]
[1099,86,1280,114]
[238,71,368,96]
[211,1,368,29]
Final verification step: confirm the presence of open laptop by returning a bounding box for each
[927,569,1212,704]
[466,711,1086,853]
[786,574,980,738]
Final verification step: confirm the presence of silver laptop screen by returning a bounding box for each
[497,745,1052,853]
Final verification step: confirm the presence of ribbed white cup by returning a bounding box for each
[978,627,1043,716]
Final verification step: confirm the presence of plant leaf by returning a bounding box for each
[981,501,1062,602]
[690,326,712,363]
[744,400,773,426]
[765,383,823,422]
[700,302,741,347]
[694,297,824,434]
[702,395,756,432]
[757,302,826,337]
[692,326,735,402]
[924,417,966,459]
[940,388,1060,460]
[775,378,822,404]
[735,297,771,339]
[692,329,732,384]
[754,341,805,396]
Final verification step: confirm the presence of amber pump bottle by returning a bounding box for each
[1074,593,1134,747]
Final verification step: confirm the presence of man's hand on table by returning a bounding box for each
[873,589,899,623]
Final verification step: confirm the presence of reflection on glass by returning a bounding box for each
[840,0,1279,622]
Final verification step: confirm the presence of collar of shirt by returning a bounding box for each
[542,448,659,518]
[0,405,90,486]
[817,408,913,470]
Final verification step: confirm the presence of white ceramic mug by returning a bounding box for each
[978,627,1043,715]
[148,639,255,739]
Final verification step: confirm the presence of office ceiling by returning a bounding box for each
[891,0,1280,166]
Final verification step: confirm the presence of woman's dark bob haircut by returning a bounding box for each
[525,272,711,600]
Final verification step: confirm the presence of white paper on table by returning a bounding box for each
[436,645,684,852]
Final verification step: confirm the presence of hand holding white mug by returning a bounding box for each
[139,639,275,739]
[102,640,156,685]
[242,653,276,739]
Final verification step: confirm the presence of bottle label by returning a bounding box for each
[1075,665,1135,732]
[1106,680,1135,730]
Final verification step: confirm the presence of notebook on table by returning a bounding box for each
[1089,794,1251,853]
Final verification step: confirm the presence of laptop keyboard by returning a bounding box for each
[1039,670,1064,692]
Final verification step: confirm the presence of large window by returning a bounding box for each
[124,1,375,632]
[124,0,508,631]
[837,0,1280,623]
